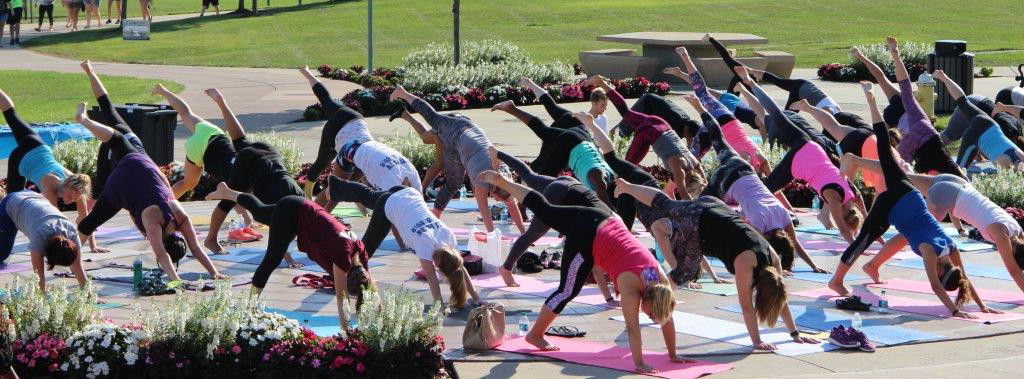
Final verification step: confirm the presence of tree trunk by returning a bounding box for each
[453,0,460,65]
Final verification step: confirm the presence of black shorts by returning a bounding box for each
[203,0,219,7]
[7,7,22,24]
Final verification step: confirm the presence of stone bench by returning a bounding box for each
[694,57,768,88]
[754,51,796,79]
[579,49,659,80]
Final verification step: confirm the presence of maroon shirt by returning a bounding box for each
[296,200,367,273]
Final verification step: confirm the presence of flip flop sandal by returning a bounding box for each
[544,326,586,338]
[836,295,872,312]
[292,274,334,289]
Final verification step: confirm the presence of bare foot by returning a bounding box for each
[839,153,857,178]
[151,83,167,96]
[204,88,224,102]
[205,237,226,254]
[674,46,689,59]
[499,267,519,287]
[613,178,629,198]
[490,100,514,113]
[790,99,811,112]
[681,94,702,110]
[862,263,885,284]
[662,66,685,78]
[827,279,851,297]
[475,170,503,186]
[816,208,835,230]
[525,334,559,351]
[573,110,594,125]
[733,66,752,84]
[389,85,408,102]
[885,36,899,53]
[299,65,315,79]
[584,75,606,88]
[932,69,947,81]
[700,33,712,43]
[205,182,235,201]
[75,102,89,123]
[849,47,864,59]
[992,102,1009,116]
[859,81,874,94]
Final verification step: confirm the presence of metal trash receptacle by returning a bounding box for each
[928,40,973,114]
[88,103,178,165]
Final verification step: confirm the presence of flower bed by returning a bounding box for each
[0,280,450,378]
[817,41,929,82]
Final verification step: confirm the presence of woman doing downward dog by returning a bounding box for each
[614,179,819,351]
[326,178,483,307]
[940,95,1024,151]
[827,99,999,318]
[206,183,372,328]
[932,70,1024,170]
[390,104,446,194]
[684,94,828,274]
[519,77,606,174]
[390,86,525,233]
[0,190,88,291]
[74,104,225,283]
[608,91,705,147]
[0,89,96,251]
[590,75,706,199]
[300,66,375,198]
[736,67,866,243]
[492,148,616,297]
[476,170,688,373]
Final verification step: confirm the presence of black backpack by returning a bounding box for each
[516,252,544,274]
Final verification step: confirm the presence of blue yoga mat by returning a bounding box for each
[378,238,468,253]
[716,304,943,345]
[432,199,484,211]
[0,123,93,159]
[210,248,383,273]
[266,308,342,337]
[707,258,865,283]
[797,227,992,252]
[886,258,1012,281]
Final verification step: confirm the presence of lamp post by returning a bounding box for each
[367,0,373,71]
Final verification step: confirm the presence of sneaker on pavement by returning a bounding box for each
[848,327,876,352]
[242,227,263,240]
[827,325,860,349]
[228,229,259,242]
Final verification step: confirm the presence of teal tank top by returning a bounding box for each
[18,145,66,187]
[567,142,612,191]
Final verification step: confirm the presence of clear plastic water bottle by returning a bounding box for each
[349,310,359,329]
[459,187,467,199]
[228,219,237,234]
[132,257,143,292]
[500,205,510,222]
[878,290,889,313]
[811,196,821,211]
[518,315,530,337]
[852,312,863,328]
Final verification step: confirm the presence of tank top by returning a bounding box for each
[953,186,1023,242]
[104,153,176,233]
[19,145,66,187]
[567,142,613,191]
[978,125,1018,162]
[592,217,661,290]
[334,118,373,152]
[726,174,790,234]
[890,191,953,258]
[4,191,81,253]
[721,119,765,169]
[791,143,854,204]
[184,121,225,167]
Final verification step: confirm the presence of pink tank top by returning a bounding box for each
[721,119,766,169]
[791,143,854,204]
[592,218,661,290]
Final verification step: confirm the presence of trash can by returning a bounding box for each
[88,103,178,165]
[928,40,973,114]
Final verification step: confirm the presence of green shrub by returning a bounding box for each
[979,67,994,77]
[248,132,304,175]
[399,40,574,94]
[973,170,1024,209]
[848,41,930,81]
[52,138,100,178]
[403,40,531,68]
[377,133,437,174]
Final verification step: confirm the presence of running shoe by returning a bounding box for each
[228,229,259,243]
[848,327,876,352]
[827,325,860,348]
[242,227,263,240]
[836,295,872,312]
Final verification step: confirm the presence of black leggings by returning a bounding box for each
[308,82,365,182]
[77,131,140,237]
[626,94,701,139]
[327,177,398,258]
[215,142,303,213]
[38,4,54,26]
[955,96,1001,167]
[238,194,303,289]
[913,136,964,177]
[759,73,807,110]
[522,191,608,313]
[93,94,138,199]
[499,151,608,270]
[841,122,915,264]
[531,94,587,172]
[524,115,590,176]
[602,151,656,230]
[4,108,45,193]
[708,36,746,95]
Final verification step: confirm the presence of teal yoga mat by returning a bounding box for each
[266,308,342,337]
[707,258,865,283]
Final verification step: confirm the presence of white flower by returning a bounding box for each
[84,356,93,363]
[60,363,69,371]
[78,347,86,356]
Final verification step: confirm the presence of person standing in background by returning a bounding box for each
[6,0,21,45]
[0,0,10,46]
[83,0,101,29]
[67,0,83,31]
[200,0,218,17]
[35,0,55,32]
[139,0,150,20]
[105,0,119,24]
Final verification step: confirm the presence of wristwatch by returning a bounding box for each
[789,330,800,338]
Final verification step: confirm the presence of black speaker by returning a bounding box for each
[935,40,967,56]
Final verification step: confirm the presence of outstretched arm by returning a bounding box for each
[575,112,614,153]
[850,47,899,98]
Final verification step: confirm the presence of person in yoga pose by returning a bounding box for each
[390,104,445,194]
[734,67,866,243]
[614,179,819,351]
[490,100,616,208]
[299,66,374,198]
[659,67,767,145]
[588,75,706,199]
[609,90,705,145]
[827,94,1000,319]
[326,178,485,307]
[390,85,525,233]
[0,89,97,252]
[940,95,1024,151]
[492,147,618,296]
[206,183,372,328]
[995,84,1024,109]
[476,170,689,373]
[0,190,88,292]
[74,103,225,283]
[672,46,772,178]
[683,94,828,274]
[932,70,1024,170]
[518,77,607,169]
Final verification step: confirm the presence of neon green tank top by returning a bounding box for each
[184,121,225,167]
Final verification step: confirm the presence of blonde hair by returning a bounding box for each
[590,87,608,103]
[643,283,676,325]
[753,266,787,327]
[844,207,863,233]
[433,247,468,308]
[62,174,92,199]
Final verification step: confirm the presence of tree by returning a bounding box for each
[453,0,460,65]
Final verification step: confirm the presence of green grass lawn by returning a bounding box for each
[19,0,325,22]
[23,0,1024,70]
[0,70,183,123]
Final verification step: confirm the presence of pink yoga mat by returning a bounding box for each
[0,263,32,274]
[496,336,733,379]
[451,228,563,247]
[472,273,615,308]
[791,287,1024,323]
[868,278,1024,306]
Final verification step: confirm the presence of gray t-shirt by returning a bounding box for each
[5,191,81,253]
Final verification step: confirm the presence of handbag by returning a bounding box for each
[462,302,506,351]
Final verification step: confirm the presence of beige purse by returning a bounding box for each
[462,302,506,351]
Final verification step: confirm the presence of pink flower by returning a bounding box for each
[332,357,343,368]
[176,363,184,368]
[28,360,35,368]
[356,362,365,373]
[232,345,241,354]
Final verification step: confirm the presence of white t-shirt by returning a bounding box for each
[593,113,609,135]
[1011,87,1024,107]
[349,141,422,192]
[333,118,374,153]
[384,187,456,261]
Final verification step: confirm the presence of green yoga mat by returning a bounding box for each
[682,279,738,296]
[330,206,365,218]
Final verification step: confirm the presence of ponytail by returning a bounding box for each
[753,267,787,327]
[432,247,468,308]
[346,263,375,311]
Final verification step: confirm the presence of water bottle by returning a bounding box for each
[500,205,510,222]
[459,187,467,199]
[518,315,530,337]
[811,196,821,211]
[878,290,889,313]
[132,257,143,292]
[228,219,237,234]
[852,312,863,328]
[349,310,359,329]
